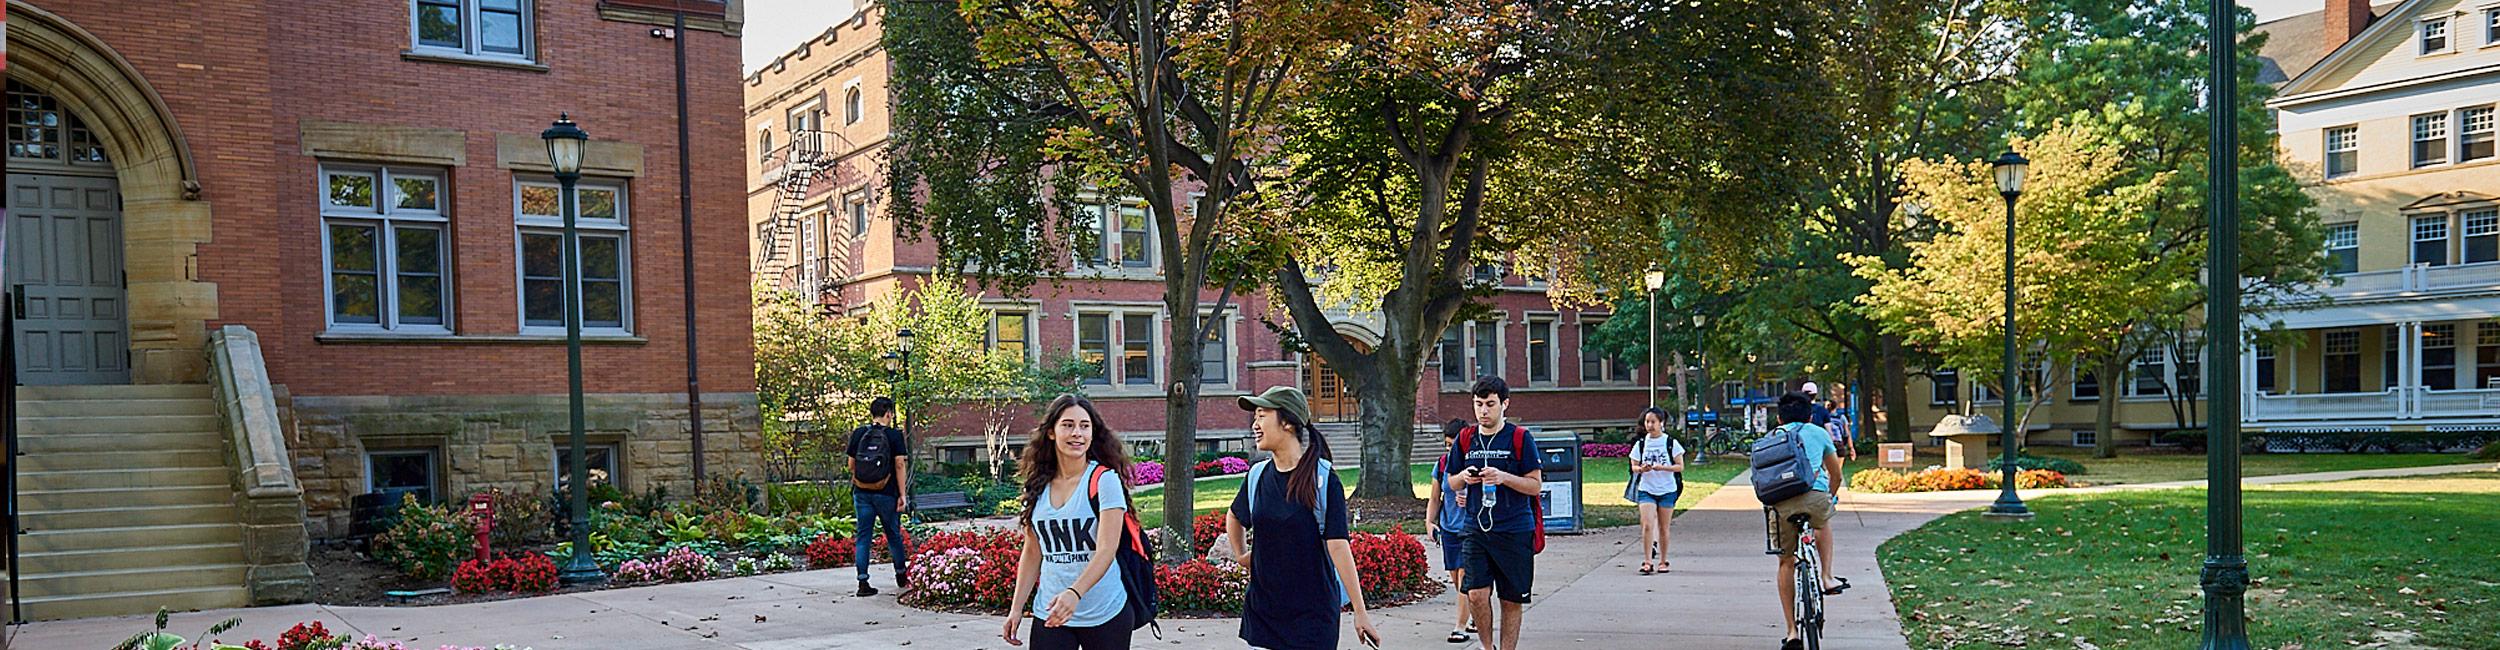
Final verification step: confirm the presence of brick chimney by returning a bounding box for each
[2324,0,2375,53]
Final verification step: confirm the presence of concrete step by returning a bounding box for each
[13,397,220,418]
[17,585,251,622]
[18,563,251,598]
[13,414,225,436]
[20,485,235,512]
[21,467,232,491]
[23,503,239,530]
[16,523,242,554]
[17,447,228,473]
[20,543,248,574]
[14,384,214,401]
[17,431,225,454]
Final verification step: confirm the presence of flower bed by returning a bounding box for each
[1581,443,1633,458]
[1132,456,1253,486]
[1849,467,2073,493]
[120,614,535,650]
[895,525,1437,617]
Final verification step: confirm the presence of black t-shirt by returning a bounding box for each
[845,423,909,496]
[1228,463,1350,650]
[1441,423,1541,533]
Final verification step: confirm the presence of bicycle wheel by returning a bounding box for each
[1796,549,1824,650]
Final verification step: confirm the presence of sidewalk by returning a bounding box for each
[18,463,2491,649]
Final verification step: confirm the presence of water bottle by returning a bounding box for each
[1479,471,1498,509]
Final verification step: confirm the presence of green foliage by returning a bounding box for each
[2473,440,2500,461]
[481,488,551,548]
[764,481,851,517]
[1985,454,2088,475]
[371,494,469,580]
[112,609,243,650]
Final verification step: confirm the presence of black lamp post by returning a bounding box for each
[887,328,916,476]
[544,114,607,584]
[1986,150,2033,519]
[2200,0,2250,645]
[1645,268,1666,409]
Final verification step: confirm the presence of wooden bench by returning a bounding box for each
[913,491,973,513]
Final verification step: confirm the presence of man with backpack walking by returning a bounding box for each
[849,396,911,597]
[1753,391,1847,650]
[1441,377,1542,650]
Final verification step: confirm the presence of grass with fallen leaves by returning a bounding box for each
[1880,472,2500,649]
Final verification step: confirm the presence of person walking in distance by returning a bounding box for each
[1000,395,1136,649]
[1442,377,1542,650]
[1627,407,1686,575]
[1425,418,1477,643]
[1225,386,1383,650]
[848,396,911,596]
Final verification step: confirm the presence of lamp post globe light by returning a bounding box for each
[1645,268,1666,408]
[544,114,607,584]
[1985,150,2032,519]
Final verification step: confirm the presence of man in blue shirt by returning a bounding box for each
[1770,391,1846,650]
[1441,377,1541,650]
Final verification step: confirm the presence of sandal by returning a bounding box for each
[1822,577,1852,595]
[1447,630,1470,644]
[1639,560,1654,575]
[1660,560,1671,574]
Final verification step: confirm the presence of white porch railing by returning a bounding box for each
[2249,390,2400,421]
[2414,387,2500,416]
[2319,262,2500,302]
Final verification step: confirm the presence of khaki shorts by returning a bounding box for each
[1771,490,1836,555]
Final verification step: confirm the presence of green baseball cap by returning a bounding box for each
[1236,386,1314,426]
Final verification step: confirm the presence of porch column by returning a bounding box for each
[2240,330,2260,420]
[2401,321,2422,419]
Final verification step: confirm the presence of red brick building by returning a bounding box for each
[745,5,1656,464]
[7,0,761,617]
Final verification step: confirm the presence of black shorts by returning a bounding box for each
[1460,531,1534,604]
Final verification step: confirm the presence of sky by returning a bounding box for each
[736,0,2334,74]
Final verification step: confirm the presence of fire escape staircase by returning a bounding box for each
[754,129,853,296]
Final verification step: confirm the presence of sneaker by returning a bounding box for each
[856,581,880,597]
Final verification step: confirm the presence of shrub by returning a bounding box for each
[613,546,717,585]
[803,534,854,569]
[902,528,1021,611]
[482,488,552,548]
[758,552,800,573]
[276,621,343,650]
[1580,443,1632,458]
[2470,439,2500,460]
[1158,559,1249,613]
[1191,511,1226,554]
[765,481,850,516]
[504,552,559,592]
[450,557,498,594]
[371,495,469,580]
[1852,467,2071,493]
[2012,469,2071,490]
[1847,468,1913,493]
[1349,528,1432,602]
[1985,454,2088,475]
[1133,460,1166,485]
[1910,468,1989,492]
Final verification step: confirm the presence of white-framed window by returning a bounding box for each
[846,190,871,238]
[2325,329,2362,393]
[1526,318,1557,384]
[2462,106,2496,162]
[2071,429,2097,448]
[2072,365,2101,401]
[1071,196,1150,269]
[988,309,1035,363]
[2324,126,2359,178]
[2464,209,2499,264]
[843,85,865,125]
[1930,369,1960,405]
[515,179,632,335]
[2130,346,2169,397]
[2414,214,2451,266]
[1438,325,1468,383]
[2173,341,2202,398]
[1118,205,1152,268]
[787,99,825,136]
[1198,311,1232,386]
[2255,342,2278,395]
[365,448,440,503]
[321,165,451,334]
[2421,17,2452,54]
[1471,263,1505,286]
[2423,323,2459,390]
[2326,222,2360,274]
[551,443,621,487]
[2384,326,2403,389]
[2487,8,2500,45]
[2414,113,2451,167]
[796,211,820,289]
[1578,321,1626,384]
[2478,320,2500,389]
[1074,308,1159,386]
[6,80,112,166]
[410,0,533,62]
[757,128,774,163]
[1471,319,1503,381]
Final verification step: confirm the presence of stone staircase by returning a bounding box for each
[10,384,255,620]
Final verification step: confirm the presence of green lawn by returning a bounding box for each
[1131,457,1744,531]
[1880,471,2500,649]
[1846,445,2477,487]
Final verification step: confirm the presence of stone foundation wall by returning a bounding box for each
[284,391,765,540]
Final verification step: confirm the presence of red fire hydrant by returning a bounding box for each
[469,491,497,562]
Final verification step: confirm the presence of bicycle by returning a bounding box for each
[1763,507,1836,650]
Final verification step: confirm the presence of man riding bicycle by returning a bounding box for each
[1769,391,1845,650]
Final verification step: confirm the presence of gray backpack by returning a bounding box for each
[1749,424,1815,505]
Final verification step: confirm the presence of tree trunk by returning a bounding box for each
[2094,352,2122,459]
[1880,333,1913,442]
[1159,306,1204,561]
[1352,357,1421,500]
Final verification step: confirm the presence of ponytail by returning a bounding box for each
[1277,409,1332,509]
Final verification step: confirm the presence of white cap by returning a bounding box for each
[1802,381,1820,395]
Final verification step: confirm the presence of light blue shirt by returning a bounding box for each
[1788,423,1838,493]
[1029,463,1127,627]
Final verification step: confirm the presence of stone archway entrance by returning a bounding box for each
[7,1,218,384]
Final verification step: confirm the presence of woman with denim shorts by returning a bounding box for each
[1626,407,1686,574]
[1424,418,1475,643]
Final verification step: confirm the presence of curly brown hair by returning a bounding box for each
[1017,394,1132,525]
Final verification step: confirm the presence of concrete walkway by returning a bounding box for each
[17,463,2491,650]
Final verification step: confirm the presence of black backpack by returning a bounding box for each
[1749,424,1816,505]
[1086,465,1161,637]
[851,425,894,491]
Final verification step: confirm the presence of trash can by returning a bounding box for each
[1532,429,1583,533]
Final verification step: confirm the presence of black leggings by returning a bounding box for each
[1028,608,1134,650]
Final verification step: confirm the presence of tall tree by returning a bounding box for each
[1259,0,1839,499]
[884,0,1354,549]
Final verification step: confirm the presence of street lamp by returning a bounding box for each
[893,327,916,476]
[2200,0,2251,645]
[1985,150,2033,520]
[1645,268,1666,408]
[544,114,607,584]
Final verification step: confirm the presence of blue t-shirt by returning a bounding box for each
[1432,460,1470,534]
[1028,464,1127,627]
[1784,423,1838,493]
[1440,424,1541,533]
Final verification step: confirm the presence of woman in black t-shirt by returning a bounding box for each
[1224,386,1382,649]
